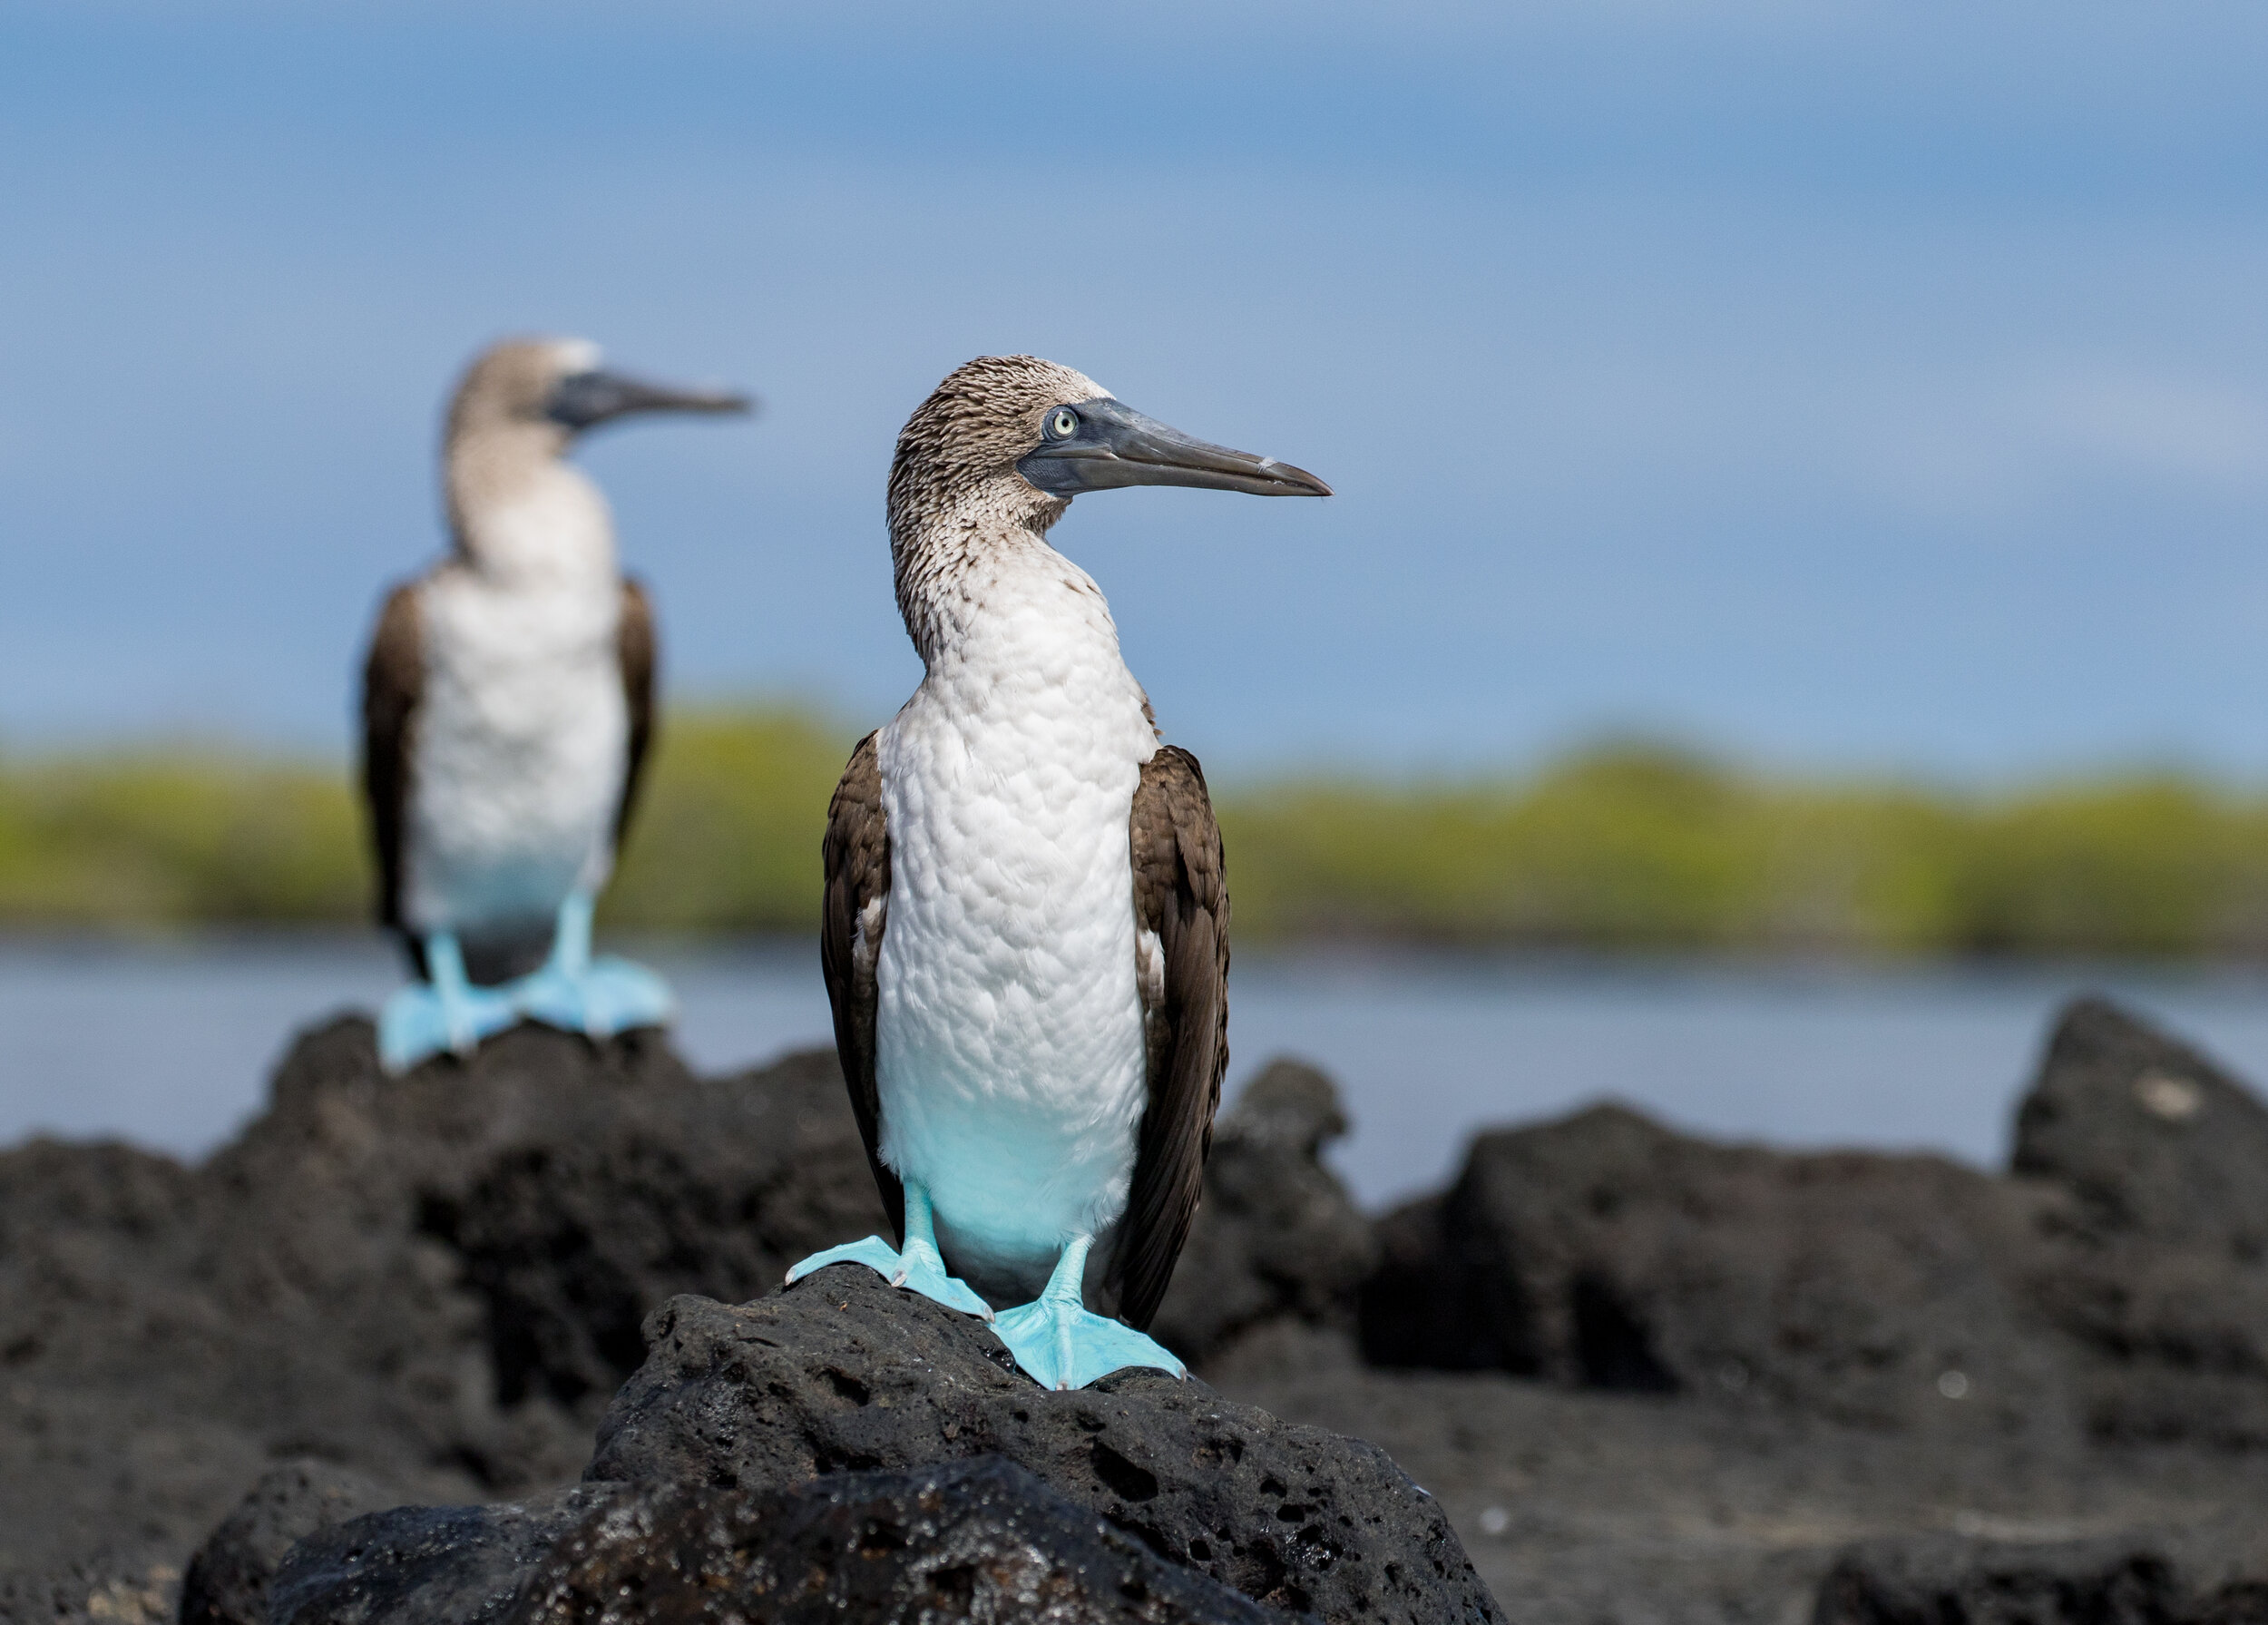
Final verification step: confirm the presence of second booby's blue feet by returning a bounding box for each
[379,932,518,1073]
[990,1235,1186,1392]
[506,892,675,1040]
[785,1180,993,1320]
[513,955,675,1039]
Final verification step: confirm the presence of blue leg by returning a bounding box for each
[990,1235,1187,1391]
[509,892,675,1040]
[786,1180,993,1320]
[378,932,519,1074]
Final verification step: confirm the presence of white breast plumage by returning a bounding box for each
[403,477,629,937]
[872,543,1158,1295]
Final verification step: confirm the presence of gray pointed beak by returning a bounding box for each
[1016,397,1331,499]
[547,369,756,433]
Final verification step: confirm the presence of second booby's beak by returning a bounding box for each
[547,369,756,433]
[1017,397,1331,499]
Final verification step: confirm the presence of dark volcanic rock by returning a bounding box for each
[406,1043,885,1410]
[2015,996,2268,1251]
[0,1021,1379,1606]
[510,1457,1295,1625]
[0,1018,886,1602]
[34,983,2268,1625]
[1813,1533,2185,1625]
[267,1461,1290,1625]
[587,1273,1501,1622]
[1358,994,2268,1452]
[1361,1101,2073,1441]
[180,1460,394,1625]
[1,1021,1414,1616]
[2010,998,2268,1447]
[1153,1060,1380,1370]
[269,1487,621,1625]
[262,1276,1493,1625]
[1812,1521,2268,1625]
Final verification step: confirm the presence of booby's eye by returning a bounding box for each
[1045,407,1080,441]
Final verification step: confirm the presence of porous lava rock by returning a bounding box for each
[28,987,2268,1625]
[1359,994,2268,1451]
[505,1458,1296,1625]
[2,1015,1393,1620]
[585,1271,1502,1621]
[1360,1101,2073,1442]
[267,1487,623,1625]
[2015,996,2268,1250]
[264,1463,1296,1625]
[1811,1519,2268,1625]
[179,1460,394,1625]
[0,1018,889,1610]
[1813,1534,2185,1625]
[2009,997,2268,1447]
[254,1274,1494,1625]
[284,1456,1291,1625]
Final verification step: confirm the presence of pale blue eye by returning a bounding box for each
[1047,407,1079,439]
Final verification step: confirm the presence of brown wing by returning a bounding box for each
[1110,745,1231,1330]
[360,583,424,938]
[613,576,660,847]
[821,731,905,1241]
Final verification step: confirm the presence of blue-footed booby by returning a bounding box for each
[787,356,1329,1389]
[362,336,751,1073]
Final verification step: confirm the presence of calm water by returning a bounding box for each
[6,935,2268,1208]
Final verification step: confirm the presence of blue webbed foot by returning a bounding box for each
[992,1295,1185,1391]
[786,1234,993,1320]
[511,954,675,1040]
[378,978,518,1074]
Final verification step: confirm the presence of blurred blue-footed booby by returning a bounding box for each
[786,356,1329,1389]
[362,336,751,1072]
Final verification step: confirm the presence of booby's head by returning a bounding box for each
[887,355,1330,539]
[446,337,752,458]
[442,337,751,570]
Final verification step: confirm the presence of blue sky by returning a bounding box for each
[5,1,2268,778]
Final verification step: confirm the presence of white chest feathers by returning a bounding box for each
[404,560,630,935]
[871,542,1161,1284]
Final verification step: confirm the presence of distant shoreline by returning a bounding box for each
[5,708,2267,957]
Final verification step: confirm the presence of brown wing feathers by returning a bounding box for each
[1110,745,1231,1331]
[360,584,424,937]
[820,732,906,1242]
[614,577,660,847]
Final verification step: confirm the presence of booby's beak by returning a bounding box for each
[1017,397,1331,499]
[547,369,755,433]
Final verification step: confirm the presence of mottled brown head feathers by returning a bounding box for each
[884,357,1112,661]
[445,337,594,446]
[441,336,597,545]
[886,355,1109,536]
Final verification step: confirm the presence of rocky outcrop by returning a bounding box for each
[262,1268,1501,1624]
[1360,1103,2074,1442]
[1362,996,2268,1453]
[1813,1535,2185,1625]
[1812,1519,2268,1625]
[178,1462,394,1625]
[268,1488,621,1625]
[269,1461,1305,1625]
[1151,1059,1380,1368]
[511,1459,1297,1625]
[2010,997,2268,1447]
[0,1020,1381,1619]
[597,1272,1494,1620]
[0,1019,885,1609]
[18,988,2268,1625]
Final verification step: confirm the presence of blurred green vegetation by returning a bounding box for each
[5,713,2268,956]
